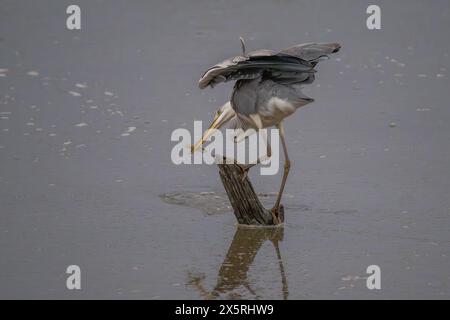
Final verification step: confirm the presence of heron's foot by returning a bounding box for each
[270,206,283,225]
[237,164,253,181]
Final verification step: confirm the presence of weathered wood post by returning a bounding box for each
[217,162,284,226]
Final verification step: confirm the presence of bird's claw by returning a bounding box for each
[237,164,251,182]
[270,206,282,225]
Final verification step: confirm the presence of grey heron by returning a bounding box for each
[192,39,341,223]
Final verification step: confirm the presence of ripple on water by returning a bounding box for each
[160,191,309,215]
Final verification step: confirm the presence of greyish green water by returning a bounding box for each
[1,0,449,299]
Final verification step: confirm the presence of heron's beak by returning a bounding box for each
[191,108,233,153]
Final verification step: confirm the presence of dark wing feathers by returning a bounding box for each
[199,42,341,89]
[278,42,341,65]
[199,55,313,89]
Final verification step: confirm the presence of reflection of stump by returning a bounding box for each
[187,226,288,299]
[215,227,285,293]
[217,163,284,226]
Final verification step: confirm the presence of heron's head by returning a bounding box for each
[191,102,235,153]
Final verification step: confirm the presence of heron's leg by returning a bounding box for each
[237,130,272,180]
[271,122,291,222]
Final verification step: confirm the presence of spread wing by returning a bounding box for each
[278,42,341,64]
[198,42,341,89]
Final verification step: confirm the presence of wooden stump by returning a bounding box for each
[217,163,284,226]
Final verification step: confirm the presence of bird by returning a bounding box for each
[191,38,341,223]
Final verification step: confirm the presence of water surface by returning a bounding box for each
[1,0,449,299]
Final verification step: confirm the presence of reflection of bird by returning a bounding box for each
[192,38,341,223]
[187,227,287,299]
